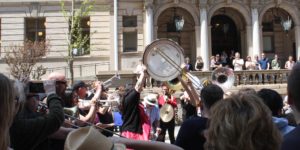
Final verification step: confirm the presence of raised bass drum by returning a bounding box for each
[143,39,185,81]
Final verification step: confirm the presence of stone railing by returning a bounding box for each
[97,69,292,88]
[192,69,291,85]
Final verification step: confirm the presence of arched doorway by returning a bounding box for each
[157,7,196,63]
[211,15,239,55]
[261,7,295,66]
[210,8,247,58]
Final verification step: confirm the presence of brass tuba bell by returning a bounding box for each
[64,106,79,118]
[211,67,235,92]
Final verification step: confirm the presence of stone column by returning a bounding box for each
[200,7,209,71]
[113,0,118,71]
[208,25,212,58]
[295,25,300,60]
[252,8,261,56]
[195,26,201,58]
[246,26,253,57]
[145,3,153,46]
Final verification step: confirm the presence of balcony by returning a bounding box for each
[97,69,291,95]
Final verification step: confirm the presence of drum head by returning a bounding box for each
[143,39,185,81]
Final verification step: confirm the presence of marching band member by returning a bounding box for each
[94,94,115,137]
[143,94,160,140]
[120,65,151,140]
[67,81,102,126]
[156,84,177,144]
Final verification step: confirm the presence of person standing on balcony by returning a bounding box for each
[259,53,270,70]
[185,57,193,71]
[271,54,280,83]
[194,56,204,71]
[258,53,270,84]
[245,56,256,70]
[232,52,244,71]
[214,54,222,68]
[210,56,216,71]
[271,54,280,70]
[285,56,295,70]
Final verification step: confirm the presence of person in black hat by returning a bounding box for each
[72,81,87,99]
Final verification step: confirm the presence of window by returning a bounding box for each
[123,16,137,27]
[263,36,274,53]
[122,16,137,52]
[123,31,137,52]
[70,17,90,55]
[25,18,46,42]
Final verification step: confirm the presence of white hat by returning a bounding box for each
[64,126,126,150]
[143,94,158,106]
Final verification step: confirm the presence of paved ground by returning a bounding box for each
[164,125,181,144]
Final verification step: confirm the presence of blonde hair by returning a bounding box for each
[0,73,15,149]
[205,94,282,150]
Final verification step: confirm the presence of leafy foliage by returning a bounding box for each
[61,0,94,56]
[60,0,94,84]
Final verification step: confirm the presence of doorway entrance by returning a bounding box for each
[211,15,240,56]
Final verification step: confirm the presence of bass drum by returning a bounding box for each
[143,39,185,82]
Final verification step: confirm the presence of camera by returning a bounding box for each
[28,81,45,93]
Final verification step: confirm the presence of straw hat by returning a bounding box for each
[143,94,158,106]
[64,126,126,150]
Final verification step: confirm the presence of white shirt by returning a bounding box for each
[233,59,244,71]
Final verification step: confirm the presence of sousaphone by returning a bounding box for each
[211,67,235,92]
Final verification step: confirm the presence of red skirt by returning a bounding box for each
[121,104,151,141]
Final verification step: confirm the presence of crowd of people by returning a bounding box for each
[1,61,300,150]
[209,51,300,71]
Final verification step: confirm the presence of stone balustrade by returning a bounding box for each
[97,69,291,88]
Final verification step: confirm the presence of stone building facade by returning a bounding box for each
[0,0,299,78]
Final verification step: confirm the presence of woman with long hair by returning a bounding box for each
[205,94,282,150]
[0,73,16,150]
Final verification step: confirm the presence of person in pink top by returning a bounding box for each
[156,84,177,144]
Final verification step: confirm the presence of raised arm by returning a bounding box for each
[178,73,199,107]
[135,65,147,93]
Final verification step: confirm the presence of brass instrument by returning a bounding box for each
[79,92,121,108]
[159,104,174,122]
[102,72,121,89]
[143,39,203,92]
[211,67,235,92]
[64,106,79,118]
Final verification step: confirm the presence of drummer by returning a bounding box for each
[156,84,177,144]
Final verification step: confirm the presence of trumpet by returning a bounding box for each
[102,72,121,89]
[64,106,79,119]
[79,92,121,108]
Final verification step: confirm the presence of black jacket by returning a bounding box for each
[10,94,64,150]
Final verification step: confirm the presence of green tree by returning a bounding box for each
[60,0,94,84]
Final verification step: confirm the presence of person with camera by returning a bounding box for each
[10,79,65,150]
